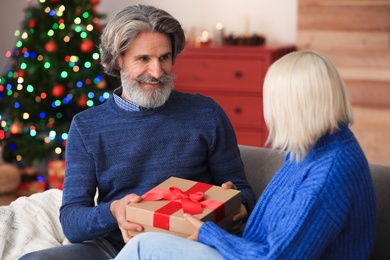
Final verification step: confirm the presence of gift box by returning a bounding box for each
[48,160,65,190]
[126,177,242,238]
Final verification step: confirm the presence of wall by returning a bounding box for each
[0,0,297,72]
[298,0,390,166]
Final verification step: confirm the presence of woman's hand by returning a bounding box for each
[184,213,204,241]
[110,193,143,243]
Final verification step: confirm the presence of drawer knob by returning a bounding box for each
[234,107,242,114]
[234,71,242,78]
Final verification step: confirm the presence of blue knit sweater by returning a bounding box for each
[60,90,256,249]
[199,125,376,259]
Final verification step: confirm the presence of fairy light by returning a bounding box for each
[92,52,100,60]
[87,100,94,107]
[70,56,79,62]
[84,61,91,68]
[30,126,37,137]
[60,71,68,78]
[49,130,56,140]
[23,113,30,120]
[76,81,83,88]
[20,63,27,70]
[86,24,94,31]
[17,77,24,83]
[26,84,34,92]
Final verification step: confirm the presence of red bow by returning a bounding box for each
[143,186,205,214]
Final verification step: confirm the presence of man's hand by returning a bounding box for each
[222,181,248,232]
[110,193,143,243]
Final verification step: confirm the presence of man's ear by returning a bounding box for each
[116,56,123,71]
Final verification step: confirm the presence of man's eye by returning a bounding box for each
[160,55,171,61]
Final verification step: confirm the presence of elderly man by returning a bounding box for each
[20,4,255,260]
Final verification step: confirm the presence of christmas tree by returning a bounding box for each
[0,0,118,164]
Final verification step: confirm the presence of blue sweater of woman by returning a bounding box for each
[60,90,256,249]
[199,125,376,259]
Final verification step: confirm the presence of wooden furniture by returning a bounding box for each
[173,44,296,147]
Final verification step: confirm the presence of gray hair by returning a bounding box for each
[100,5,185,78]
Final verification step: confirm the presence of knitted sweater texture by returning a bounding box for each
[199,125,376,259]
[60,90,256,249]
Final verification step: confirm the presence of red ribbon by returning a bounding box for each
[143,182,225,230]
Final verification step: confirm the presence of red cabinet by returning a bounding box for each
[173,44,296,147]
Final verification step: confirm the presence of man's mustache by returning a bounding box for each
[136,74,175,84]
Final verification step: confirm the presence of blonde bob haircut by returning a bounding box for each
[263,50,353,161]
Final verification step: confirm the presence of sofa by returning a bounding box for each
[238,144,390,260]
[0,145,388,259]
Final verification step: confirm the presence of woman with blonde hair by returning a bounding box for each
[116,50,376,260]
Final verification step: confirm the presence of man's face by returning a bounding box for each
[118,32,174,108]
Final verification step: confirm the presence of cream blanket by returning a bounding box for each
[0,189,70,260]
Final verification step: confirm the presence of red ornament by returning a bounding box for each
[17,70,25,78]
[45,41,58,52]
[9,121,23,135]
[94,23,102,32]
[77,96,88,107]
[52,85,65,97]
[96,79,107,89]
[28,20,36,28]
[80,39,95,53]
[50,0,60,3]
[90,0,100,5]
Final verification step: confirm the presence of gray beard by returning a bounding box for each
[121,70,175,109]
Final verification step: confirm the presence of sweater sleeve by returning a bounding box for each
[59,116,118,243]
[198,195,340,260]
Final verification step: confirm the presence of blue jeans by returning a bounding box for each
[19,238,120,260]
[115,232,223,260]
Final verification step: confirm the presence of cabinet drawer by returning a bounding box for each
[209,95,263,129]
[173,58,265,93]
[235,128,267,147]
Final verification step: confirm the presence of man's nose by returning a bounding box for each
[148,60,164,79]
